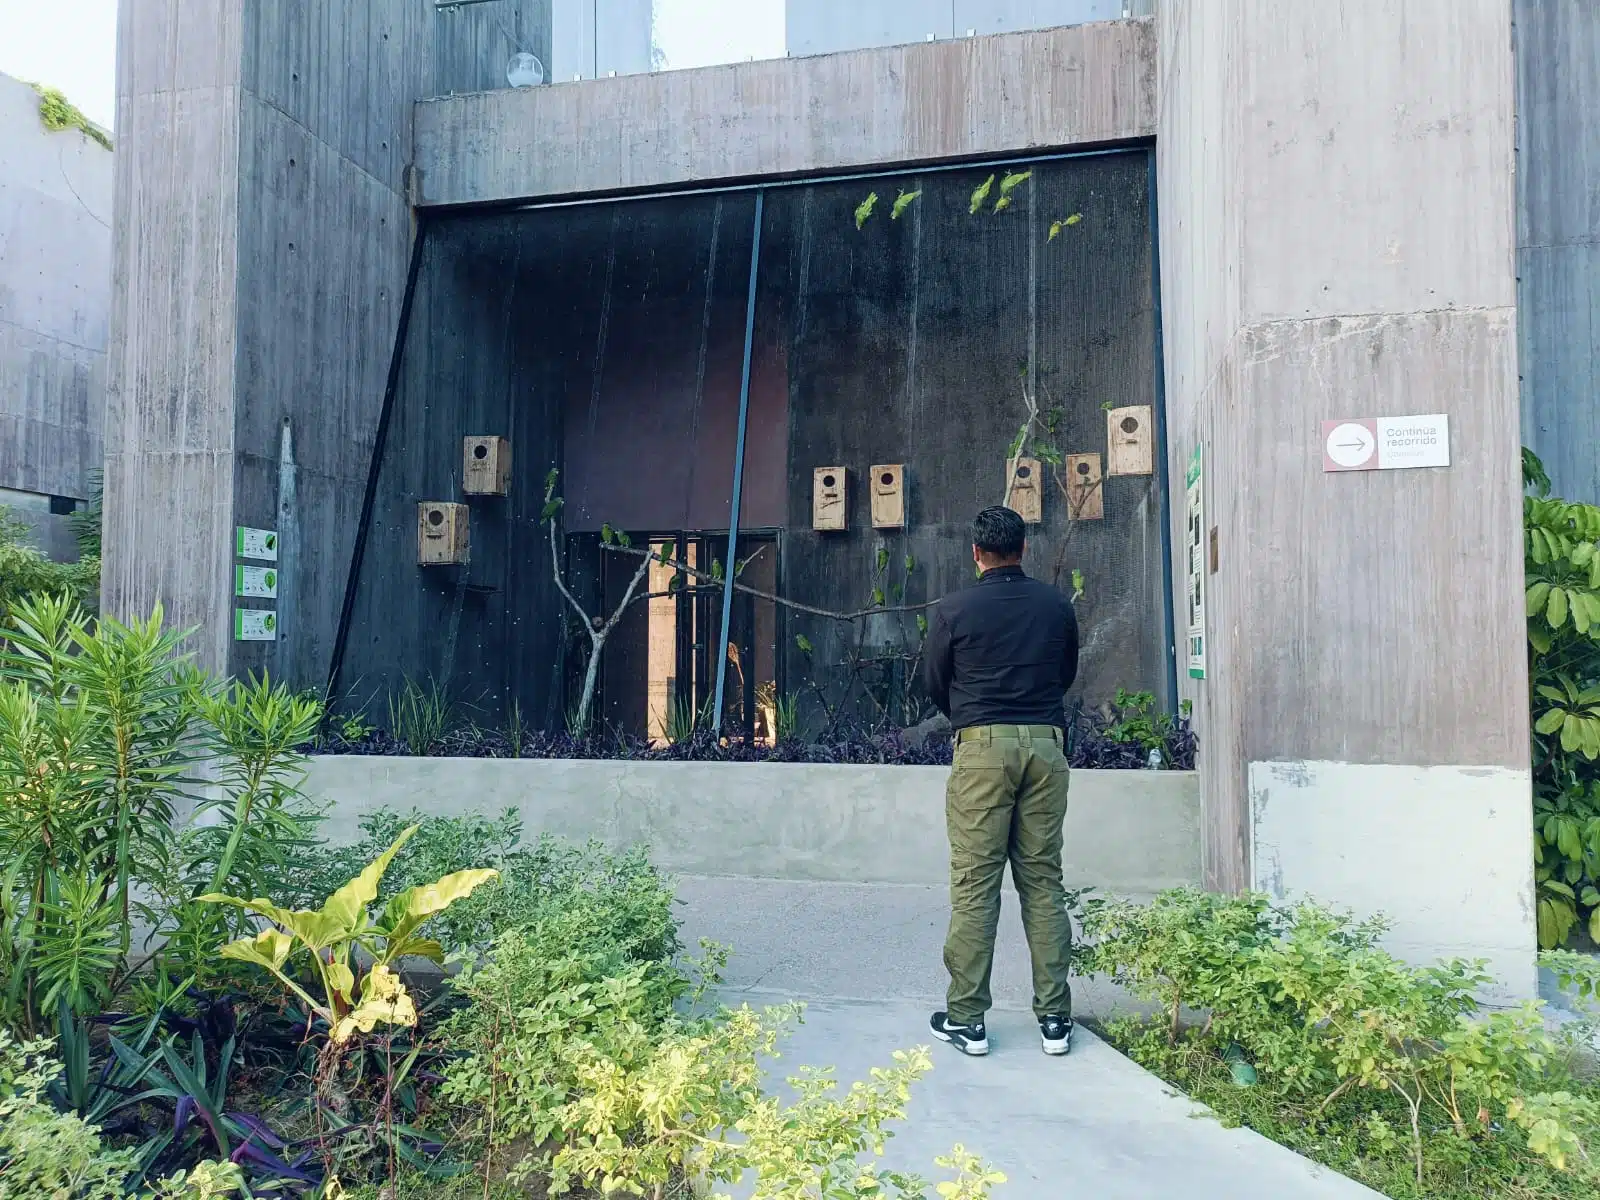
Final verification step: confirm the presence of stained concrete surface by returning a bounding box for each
[675,874,1143,1019]
[683,876,1382,1198]
[740,1001,1381,1199]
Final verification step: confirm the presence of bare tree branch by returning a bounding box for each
[598,542,940,621]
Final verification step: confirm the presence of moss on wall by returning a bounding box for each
[30,83,112,151]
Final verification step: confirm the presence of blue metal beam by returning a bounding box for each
[712,189,765,733]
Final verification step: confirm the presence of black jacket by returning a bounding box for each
[923,566,1079,731]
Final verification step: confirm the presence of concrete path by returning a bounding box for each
[680,876,1384,1200]
[760,1000,1381,1200]
[675,875,1147,1017]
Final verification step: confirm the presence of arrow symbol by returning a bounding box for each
[1339,438,1369,451]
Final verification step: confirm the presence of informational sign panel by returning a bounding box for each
[234,609,277,642]
[236,526,279,562]
[1322,415,1451,472]
[235,566,278,599]
[1185,443,1206,680]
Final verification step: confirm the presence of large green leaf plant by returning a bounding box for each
[1524,450,1600,947]
[201,825,497,1044]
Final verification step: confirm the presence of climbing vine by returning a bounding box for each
[31,83,112,151]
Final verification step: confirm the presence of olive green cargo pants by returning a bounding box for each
[943,724,1073,1024]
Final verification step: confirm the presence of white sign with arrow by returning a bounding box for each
[1322,415,1450,473]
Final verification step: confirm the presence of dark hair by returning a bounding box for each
[972,506,1026,559]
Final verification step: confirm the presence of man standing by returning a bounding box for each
[922,506,1080,1057]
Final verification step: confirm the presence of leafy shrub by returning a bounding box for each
[0,1031,241,1199]
[440,940,1002,1199]
[0,1031,139,1198]
[202,823,497,1046]
[310,701,1197,771]
[0,596,325,1031]
[0,509,99,625]
[1083,888,1600,1189]
[1525,449,1600,948]
[278,809,681,960]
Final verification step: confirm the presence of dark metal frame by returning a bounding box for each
[327,144,1179,723]
[326,223,430,706]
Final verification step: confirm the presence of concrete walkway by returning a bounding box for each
[680,876,1384,1200]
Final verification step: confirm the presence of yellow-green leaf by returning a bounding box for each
[326,961,356,1005]
[1536,709,1567,736]
[1527,582,1552,616]
[1548,586,1569,629]
[330,964,417,1044]
[380,867,500,951]
[1561,713,1584,753]
[322,824,418,935]
[218,928,294,972]
[891,189,921,219]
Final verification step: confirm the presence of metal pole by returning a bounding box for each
[327,223,429,705]
[713,189,765,732]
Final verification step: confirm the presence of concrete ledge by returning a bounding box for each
[1249,761,1537,1003]
[412,19,1156,207]
[305,757,1201,893]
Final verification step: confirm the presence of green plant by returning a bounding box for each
[30,82,112,150]
[0,596,199,1030]
[0,1030,246,1199]
[201,824,498,1045]
[665,692,716,745]
[145,1160,248,1200]
[1085,889,1600,1188]
[1103,689,1179,764]
[193,674,322,897]
[0,1030,140,1198]
[1525,449,1600,947]
[551,1009,1005,1200]
[387,677,453,755]
[0,509,99,625]
[443,964,1003,1200]
[279,810,680,959]
[69,468,104,562]
[772,690,800,741]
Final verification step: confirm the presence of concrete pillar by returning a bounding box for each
[1155,0,1534,997]
[1514,0,1600,505]
[105,1,550,681]
[0,73,111,529]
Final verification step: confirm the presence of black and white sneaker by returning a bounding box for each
[930,1012,989,1057]
[1040,1015,1073,1056]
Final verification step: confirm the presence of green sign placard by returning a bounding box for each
[1185,444,1206,680]
[236,527,279,562]
[235,565,278,599]
[234,609,277,642]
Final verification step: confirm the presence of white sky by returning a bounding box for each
[0,1,785,133]
[0,0,118,129]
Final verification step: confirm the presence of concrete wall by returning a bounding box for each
[787,1,1152,57]
[412,18,1156,207]
[1156,1,1533,993]
[106,0,550,677]
[0,72,111,550]
[1251,762,1535,1005]
[1515,0,1600,505]
[305,757,1202,894]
